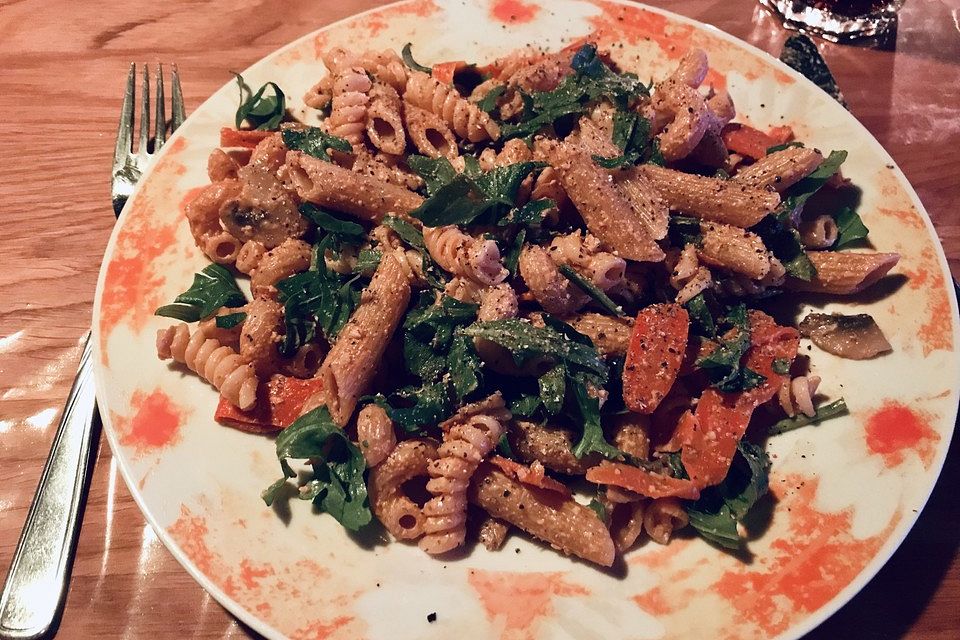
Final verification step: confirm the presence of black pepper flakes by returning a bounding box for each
[427,612,437,623]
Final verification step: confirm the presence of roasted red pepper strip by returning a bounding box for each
[623,304,689,414]
[219,127,273,149]
[721,123,778,160]
[681,311,799,487]
[214,374,325,433]
[489,455,571,496]
[431,60,467,85]
[585,461,700,500]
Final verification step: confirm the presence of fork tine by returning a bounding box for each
[171,64,186,132]
[113,63,136,166]
[154,64,167,149]
[137,64,150,154]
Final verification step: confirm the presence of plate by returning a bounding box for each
[92,1,960,638]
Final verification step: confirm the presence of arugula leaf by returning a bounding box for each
[769,398,848,436]
[478,84,506,113]
[299,203,364,243]
[766,141,804,154]
[353,247,382,274]
[587,498,608,523]
[684,440,770,549]
[377,294,480,430]
[155,264,247,321]
[592,111,654,169]
[684,292,717,339]
[571,379,623,460]
[558,264,625,317]
[695,305,766,392]
[497,433,516,458]
[538,364,567,415]
[401,42,432,73]
[509,393,542,417]
[503,227,526,277]
[276,243,360,352]
[668,215,703,248]
[282,126,352,162]
[462,319,607,379]
[262,406,371,531]
[407,155,459,196]
[833,206,870,248]
[781,149,847,213]
[751,214,817,281]
[410,162,545,227]
[215,312,247,329]
[501,44,649,140]
[232,73,285,131]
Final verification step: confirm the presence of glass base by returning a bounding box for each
[760,0,899,42]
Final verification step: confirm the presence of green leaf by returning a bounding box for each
[154,304,202,322]
[781,149,847,213]
[509,393,542,417]
[668,215,703,248]
[833,206,870,248]
[502,227,527,277]
[684,441,770,550]
[407,155,459,196]
[696,304,766,392]
[751,215,817,281]
[538,364,567,415]
[497,433,516,458]
[354,248,382,274]
[215,312,247,329]
[772,357,791,375]
[276,249,360,350]
[263,406,371,531]
[282,127,352,162]
[587,498,608,524]
[592,110,654,169]
[478,84,506,113]
[448,334,481,402]
[156,264,246,320]
[558,264,625,317]
[401,42,432,73]
[684,293,716,339]
[769,398,849,436]
[381,216,448,289]
[500,44,649,140]
[570,379,623,460]
[299,203,364,240]
[766,141,804,154]
[233,73,286,131]
[462,319,607,379]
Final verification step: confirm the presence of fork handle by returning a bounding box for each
[0,333,98,640]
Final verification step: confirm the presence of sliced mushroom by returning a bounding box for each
[798,312,892,360]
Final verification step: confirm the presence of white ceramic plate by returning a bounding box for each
[93,1,960,638]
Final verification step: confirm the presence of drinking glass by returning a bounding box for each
[759,1,906,41]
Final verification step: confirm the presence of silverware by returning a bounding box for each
[0,63,185,640]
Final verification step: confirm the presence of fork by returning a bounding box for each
[0,64,185,640]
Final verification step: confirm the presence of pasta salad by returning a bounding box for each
[154,42,899,566]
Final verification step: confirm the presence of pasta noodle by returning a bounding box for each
[420,394,512,554]
[643,498,688,545]
[365,82,406,155]
[249,238,312,292]
[518,244,590,315]
[787,251,900,294]
[314,253,412,425]
[798,214,839,249]
[239,297,284,376]
[423,225,508,285]
[156,323,258,410]
[547,231,626,292]
[369,439,438,540]
[357,404,397,467]
[476,515,511,551]
[404,71,500,142]
[404,104,459,159]
[778,375,821,418]
[697,222,771,280]
[566,313,633,357]
[734,146,824,192]
[508,420,597,475]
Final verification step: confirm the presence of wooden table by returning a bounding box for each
[1,0,957,638]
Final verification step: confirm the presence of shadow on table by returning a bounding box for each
[805,409,960,639]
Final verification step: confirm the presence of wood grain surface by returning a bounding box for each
[0,0,957,638]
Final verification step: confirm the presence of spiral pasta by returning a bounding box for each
[778,375,821,418]
[326,66,372,146]
[404,71,500,142]
[420,394,512,554]
[156,323,259,410]
[643,497,689,545]
[668,245,714,304]
[519,243,590,316]
[369,439,438,540]
[423,225,508,285]
[547,231,626,292]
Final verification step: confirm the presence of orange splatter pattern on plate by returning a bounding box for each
[864,402,940,468]
[710,476,900,638]
[490,0,540,24]
[468,569,589,639]
[118,388,187,451]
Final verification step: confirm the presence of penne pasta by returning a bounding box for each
[787,251,900,295]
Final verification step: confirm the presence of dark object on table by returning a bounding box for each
[780,34,848,107]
